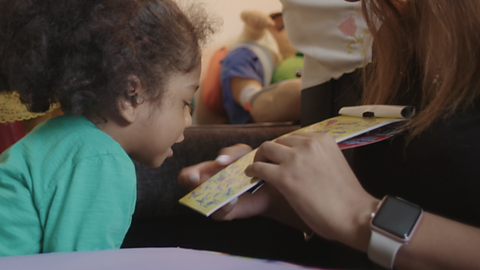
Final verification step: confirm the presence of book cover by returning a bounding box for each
[179,115,404,216]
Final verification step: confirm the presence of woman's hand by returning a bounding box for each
[245,132,378,251]
[178,144,252,191]
[178,143,288,223]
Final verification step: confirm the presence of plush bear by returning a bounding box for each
[195,10,303,125]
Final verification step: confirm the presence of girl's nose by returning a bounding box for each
[185,108,193,127]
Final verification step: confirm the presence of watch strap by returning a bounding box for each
[368,230,404,269]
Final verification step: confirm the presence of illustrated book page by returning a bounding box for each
[179,115,404,216]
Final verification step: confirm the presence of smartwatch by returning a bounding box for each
[368,195,423,269]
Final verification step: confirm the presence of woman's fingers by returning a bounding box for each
[246,132,342,192]
[178,144,253,190]
[210,185,272,221]
[210,197,239,221]
[216,143,252,165]
[251,140,293,164]
[178,161,218,190]
[245,161,280,184]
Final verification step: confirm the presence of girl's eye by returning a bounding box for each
[185,102,193,111]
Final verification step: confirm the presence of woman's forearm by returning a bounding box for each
[395,212,480,270]
[343,202,480,270]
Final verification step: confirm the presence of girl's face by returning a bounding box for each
[132,66,200,168]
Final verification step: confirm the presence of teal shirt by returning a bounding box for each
[0,115,136,256]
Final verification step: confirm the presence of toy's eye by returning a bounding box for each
[295,69,302,78]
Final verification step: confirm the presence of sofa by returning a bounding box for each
[121,71,374,269]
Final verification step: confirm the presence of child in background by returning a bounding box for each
[0,0,215,256]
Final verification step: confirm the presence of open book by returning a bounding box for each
[179,105,414,216]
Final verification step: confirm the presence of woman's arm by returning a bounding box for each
[179,133,480,269]
[245,132,480,270]
[394,212,480,270]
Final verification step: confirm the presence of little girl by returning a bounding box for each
[0,0,215,256]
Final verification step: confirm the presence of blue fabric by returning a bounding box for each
[220,47,264,124]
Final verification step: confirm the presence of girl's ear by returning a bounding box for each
[118,97,137,123]
[118,75,144,124]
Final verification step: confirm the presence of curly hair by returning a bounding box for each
[0,0,216,116]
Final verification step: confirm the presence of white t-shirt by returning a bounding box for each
[281,0,372,90]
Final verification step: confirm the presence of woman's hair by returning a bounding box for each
[361,0,480,136]
[0,0,216,116]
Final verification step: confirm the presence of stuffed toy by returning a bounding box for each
[197,10,303,124]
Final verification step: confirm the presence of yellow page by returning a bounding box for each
[179,116,403,216]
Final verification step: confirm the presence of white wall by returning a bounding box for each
[191,0,283,77]
[200,0,283,50]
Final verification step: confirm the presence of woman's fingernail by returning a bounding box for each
[189,172,200,183]
[228,197,238,206]
[215,155,230,164]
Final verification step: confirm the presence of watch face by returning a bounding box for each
[372,196,423,240]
